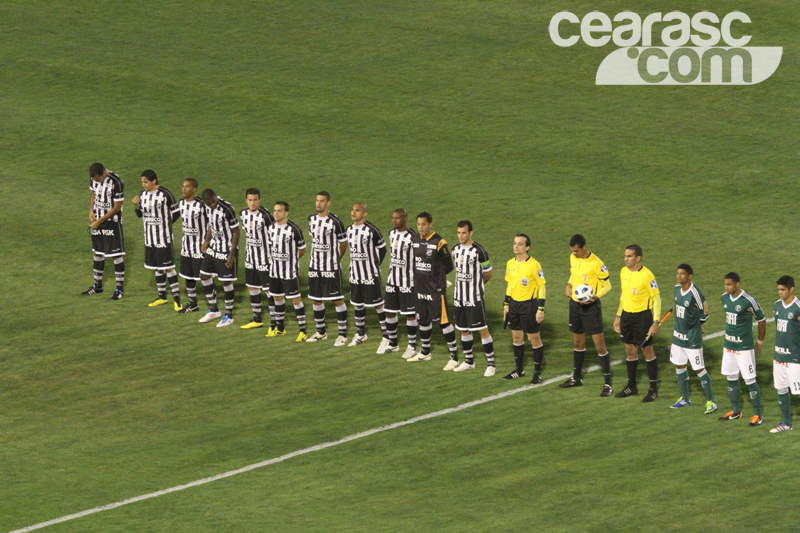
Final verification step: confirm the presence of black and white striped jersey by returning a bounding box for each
[308,212,347,271]
[268,221,306,279]
[206,197,239,255]
[387,228,417,288]
[89,171,124,222]
[137,186,179,247]
[347,222,386,282]
[453,242,492,306]
[179,197,208,259]
[240,207,274,268]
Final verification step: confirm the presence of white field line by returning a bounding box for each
[8,319,773,533]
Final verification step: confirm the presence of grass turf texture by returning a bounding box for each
[1,0,798,531]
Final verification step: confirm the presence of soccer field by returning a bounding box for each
[2,1,799,531]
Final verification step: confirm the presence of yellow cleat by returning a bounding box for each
[266,328,287,338]
[241,321,264,330]
[295,332,307,343]
[148,298,168,307]
[174,302,183,312]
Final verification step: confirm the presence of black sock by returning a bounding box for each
[533,345,544,376]
[626,359,638,389]
[186,279,197,306]
[573,349,586,380]
[646,358,659,391]
[599,352,612,385]
[513,343,525,373]
[93,259,105,288]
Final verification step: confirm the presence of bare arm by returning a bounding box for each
[756,319,767,355]
[482,270,492,284]
[226,227,240,268]
[89,191,96,222]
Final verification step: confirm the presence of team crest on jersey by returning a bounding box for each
[650,280,658,289]
[521,278,529,286]
[426,249,433,256]
[684,300,689,307]
[735,305,742,312]
[790,313,795,319]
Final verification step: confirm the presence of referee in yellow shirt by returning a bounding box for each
[613,244,662,402]
[502,234,546,384]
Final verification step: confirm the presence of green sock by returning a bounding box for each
[676,369,690,401]
[727,380,741,414]
[698,370,714,402]
[778,392,792,426]
[747,382,762,416]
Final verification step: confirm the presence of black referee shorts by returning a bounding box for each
[507,299,540,334]
[619,309,654,347]
[568,298,604,335]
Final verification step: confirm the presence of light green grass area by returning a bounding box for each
[1,1,799,531]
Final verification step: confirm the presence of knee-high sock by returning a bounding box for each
[313,302,326,334]
[676,367,690,400]
[532,344,544,375]
[441,323,458,361]
[249,288,262,322]
[377,310,387,338]
[155,270,167,299]
[573,349,586,380]
[386,315,399,346]
[93,254,105,287]
[201,278,218,312]
[275,300,286,331]
[646,358,659,391]
[513,343,525,373]
[354,304,366,336]
[267,295,276,327]
[113,257,125,289]
[698,369,714,402]
[482,335,495,366]
[746,380,762,416]
[778,390,792,426]
[222,282,234,317]
[419,323,433,355]
[461,334,474,364]
[727,378,741,414]
[626,359,639,388]
[293,301,306,333]
[598,352,612,385]
[335,303,348,336]
[186,279,197,306]
[167,270,181,304]
[406,318,418,348]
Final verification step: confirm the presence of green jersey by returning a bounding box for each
[672,283,708,349]
[721,290,766,351]
[773,297,800,363]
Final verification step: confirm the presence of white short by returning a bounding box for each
[773,361,800,394]
[670,345,705,371]
[721,348,757,381]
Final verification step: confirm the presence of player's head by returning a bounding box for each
[182,178,198,199]
[89,162,106,181]
[777,275,795,302]
[624,244,642,268]
[316,191,331,214]
[513,233,530,256]
[456,220,473,245]
[391,208,408,230]
[569,233,588,258]
[676,263,693,284]
[202,189,218,209]
[246,188,261,211]
[724,271,741,294]
[274,201,290,223]
[351,202,368,223]
[140,169,158,191]
[416,212,433,238]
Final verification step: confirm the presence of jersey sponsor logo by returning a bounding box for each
[778,319,788,332]
[183,227,200,235]
[257,264,269,272]
[386,284,395,293]
[418,293,433,301]
[725,334,743,343]
[390,258,407,267]
[415,257,432,272]
[460,300,476,307]
[272,252,290,261]
[247,239,264,247]
[308,270,337,278]
[776,346,792,355]
[521,277,529,286]
[144,216,163,224]
[92,228,116,236]
[673,331,689,341]
[312,242,331,251]
[209,250,228,260]
[149,242,168,249]
[351,276,376,285]
[351,252,369,261]
[95,201,112,210]
[399,286,412,293]
[456,273,474,281]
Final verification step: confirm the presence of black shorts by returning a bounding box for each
[569,298,604,335]
[245,266,271,289]
[455,301,487,331]
[180,254,203,280]
[620,309,654,347]
[350,277,384,307]
[308,269,344,300]
[269,276,301,299]
[200,250,238,282]
[416,292,451,325]
[144,244,175,270]
[384,283,416,315]
[507,299,540,334]
[91,219,125,257]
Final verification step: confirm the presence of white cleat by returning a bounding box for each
[348,333,368,346]
[401,346,418,359]
[483,366,497,377]
[453,361,475,372]
[199,310,222,323]
[376,337,390,354]
[384,344,400,354]
[334,335,348,347]
[407,353,431,362]
[442,359,460,371]
[306,332,328,342]
[216,315,234,328]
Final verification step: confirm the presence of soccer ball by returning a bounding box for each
[573,284,594,303]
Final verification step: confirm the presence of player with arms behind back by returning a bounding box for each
[770,275,800,433]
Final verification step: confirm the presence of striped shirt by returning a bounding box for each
[387,228,417,288]
[137,187,179,248]
[308,212,347,271]
[89,171,124,222]
[206,197,239,255]
[269,221,306,279]
[347,221,386,282]
[241,207,274,269]
[179,197,208,259]
[453,242,491,306]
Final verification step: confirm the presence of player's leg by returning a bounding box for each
[563,300,586,386]
[245,287,263,327]
[383,311,399,350]
[670,345,691,407]
[687,348,716,412]
[614,340,640,399]
[153,269,168,304]
[349,283,368,345]
[308,298,327,339]
[452,305,473,369]
[199,253,220,320]
[179,254,200,312]
[112,256,125,298]
[738,350,762,425]
[166,267,181,309]
[82,252,106,294]
[266,290,277,332]
[719,348,742,419]
[528,331,544,383]
[440,304,460,369]
[772,362,792,432]
[504,328,526,379]
[217,280,235,326]
[407,303,432,362]
[477,327,496,376]
[334,298,348,346]
[290,292,307,341]
[642,344,659,401]
[382,284,400,352]
[268,278,286,335]
[405,315,419,357]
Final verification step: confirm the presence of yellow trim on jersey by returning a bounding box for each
[568,252,610,302]
[505,256,545,302]
[617,265,660,314]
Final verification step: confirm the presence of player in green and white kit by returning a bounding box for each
[669,264,716,413]
[770,275,800,433]
[718,272,767,426]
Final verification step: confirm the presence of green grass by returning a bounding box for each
[1,1,799,531]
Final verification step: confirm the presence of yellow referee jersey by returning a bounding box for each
[618,265,659,313]
[568,252,610,302]
[505,256,546,302]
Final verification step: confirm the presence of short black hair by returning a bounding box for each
[275,201,290,212]
[245,188,261,198]
[457,220,472,232]
[89,162,105,177]
[569,234,586,247]
[626,244,643,258]
[677,263,693,276]
[317,191,331,200]
[140,169,158,183]
[777,275,795,288]
[725,272,740,283]
[183,178,198,189]
[416,212,432,223]
[515,233,531,247]
[201,189,217,201]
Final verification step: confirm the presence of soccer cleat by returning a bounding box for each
[600,384,613,397]
[334,335,348,347]
[443,359,460,371]
[216,315,234,328]
[614,385,639,398]
[558,377,583,388]
[401,346,417,359]
[376,337,390,354]
[407,353,432,362]
[670,398,691,409]
[179,304,200,314]
[305,331,328,342]
[718,411,742,421]
[530,374,543,385]
[148,298,168,307]
[266,328,287,337]
[704,401,718,414]
[295,332,307,342]
[82,285,104,295]
[110,289,124,300]
[503,370,525,380]
[453,361,475,372]
[484,366,496,377]
[384,344,400,354]
[642,388,658,402]
[748,415,764,427]
[348,333,368,346]
[770,422,793,433]
[174,302,183,312]
[240,321,264,329]
[199,310,222,323]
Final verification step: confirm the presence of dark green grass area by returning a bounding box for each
[1,1,799,531]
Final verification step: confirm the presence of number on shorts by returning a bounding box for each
[695,356,701,365]
[749,365,754,374]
